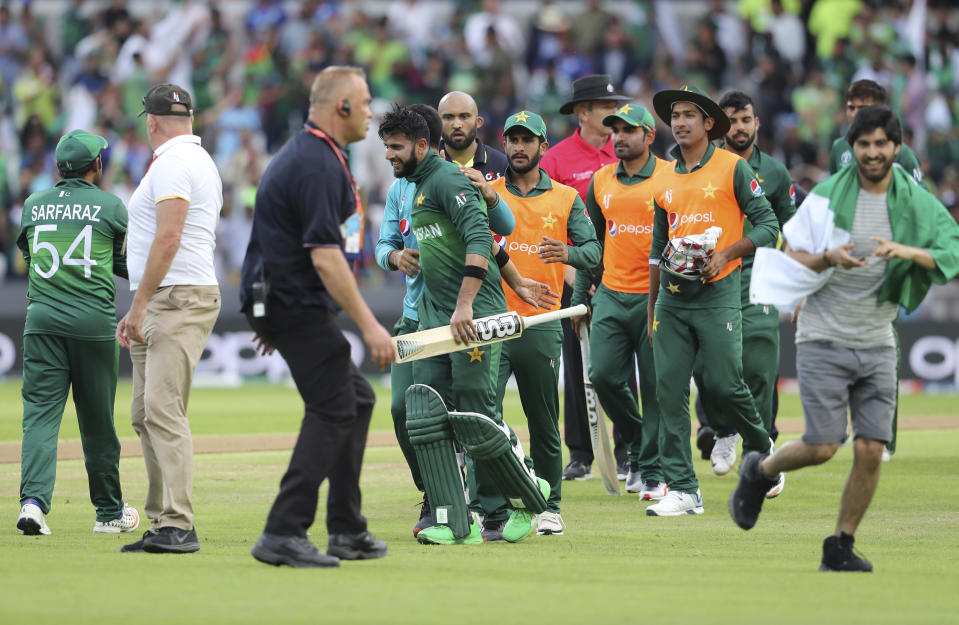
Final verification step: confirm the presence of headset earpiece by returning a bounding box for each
[339,100,351,117]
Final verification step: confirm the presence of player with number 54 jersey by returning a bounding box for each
[15,129,137,537]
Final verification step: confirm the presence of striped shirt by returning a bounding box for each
[796,189,899,349]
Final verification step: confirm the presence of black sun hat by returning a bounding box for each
[652,84,730,140]
[559,74,629,115]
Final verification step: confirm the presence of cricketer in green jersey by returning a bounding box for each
[15,129,139,536]
[693,91,795,490]
[380,106,548,546]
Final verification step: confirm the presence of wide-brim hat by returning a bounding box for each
[559,74,630,115]
[652,84,730,140]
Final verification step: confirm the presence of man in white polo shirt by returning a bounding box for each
[116,83,222,554]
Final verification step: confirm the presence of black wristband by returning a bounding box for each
[463,264,488,280]
[495,246,510,268]
[822,250,834,267]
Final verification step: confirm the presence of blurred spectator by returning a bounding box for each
[767,0,805,67]
[525,2,570,72]
[570,0,612,58]
[13,49,58,131]
[0,3,28,90]
[245,0,286,36]
[464,0,525,67]
[593,22,638,89]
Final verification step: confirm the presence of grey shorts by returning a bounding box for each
[796,340,897,445]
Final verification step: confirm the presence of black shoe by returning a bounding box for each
[697,426,716,460]
[562,459,592,481]
[142,526,200,553]
[728,452,778,530]
[120,529,157,553]
[327,531,387,560]
[413,494,433,537]
[819,533,873,572]
[481,519,506,542]
[251,533,340,568]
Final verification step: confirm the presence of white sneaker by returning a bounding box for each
[645,489,704,516]
[711,433,741,476]
[625,465,643,493]
[93,504,140,534]
[881,448,892,462]
[536,511,565,535]
[17,499,51,535]
[639,480,668,501]
[765,471,785,498]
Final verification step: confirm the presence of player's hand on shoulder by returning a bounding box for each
[537,236,569,264]
[459,166,496,205]
[450,302,476,345]
[362,321,395,370]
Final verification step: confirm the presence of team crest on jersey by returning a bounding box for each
[789,184,796,202]
[668,212,679,230]
[840,150,852,166]
[750,178,763,197]
[607,219,617,236]
[400,218,411,237]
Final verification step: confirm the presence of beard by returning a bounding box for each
[509,150,542,174]
[724,129,755,152]
[392,152,421,179]
[856,155,894,184]
[443,127,476,150]
[614,143,643,161]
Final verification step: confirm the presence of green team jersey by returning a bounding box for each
[829,136,923,184]
[17,178,128,340]
[406,152,506,323]
[740,146,796,273]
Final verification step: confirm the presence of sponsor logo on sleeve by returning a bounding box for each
[750,178,763,197]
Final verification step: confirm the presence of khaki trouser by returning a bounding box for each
[130,285,220,530]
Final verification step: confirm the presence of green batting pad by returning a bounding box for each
[405,384,471,538]
[448,411,548,514]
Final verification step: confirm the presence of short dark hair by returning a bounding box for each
[846,105,901,146]
[718,91,755,114]
[58,155,99,179]
[408,103,442,150]
[378,105,430,144]
[845,79,886,105]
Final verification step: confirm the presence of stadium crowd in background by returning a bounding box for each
[1,0,959,312]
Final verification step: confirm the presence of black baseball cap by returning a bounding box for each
[138,83,193,117]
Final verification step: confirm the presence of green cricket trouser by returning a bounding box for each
[413,338,524,523]
[589,286,663,482]
[695,300,779,437]
[391,316,423,491]
[20,333,124,521]
[495,324,563,513]
[652,304,770,493]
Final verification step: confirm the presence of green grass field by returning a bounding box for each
[1,380,958,624]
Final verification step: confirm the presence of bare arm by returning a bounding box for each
[784,240,865,272]
[871,237,935,270]
[117,197,187,347]
[311,246,395,369]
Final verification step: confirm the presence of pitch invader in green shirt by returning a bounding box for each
[691,92,795,492]
[15,130,139,536]
[381,107,550,546]
[828,79,923,184]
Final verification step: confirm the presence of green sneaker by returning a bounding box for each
[503,478,550,543]
[417,521,483,545]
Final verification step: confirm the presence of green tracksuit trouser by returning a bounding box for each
[652,304,770,494]
[391,316,423,491]
[495,324,563,513]
[589,286,662,481]
[695,300,779,437]
[20,334,124,521]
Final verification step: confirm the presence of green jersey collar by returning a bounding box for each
[669,142,716,173]
[614,152,656,182]
[54,178,98,190]
[504,168,552,197]
[407,151,442,184]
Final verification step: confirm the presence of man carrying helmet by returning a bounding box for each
[644,85,781,516]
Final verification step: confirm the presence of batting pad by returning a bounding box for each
[405,384,472,539]
[447,412,548,514]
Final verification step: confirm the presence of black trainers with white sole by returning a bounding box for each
[142,526,200,553]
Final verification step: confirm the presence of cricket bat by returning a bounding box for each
[579,327,622,496]
[392,305,588,365]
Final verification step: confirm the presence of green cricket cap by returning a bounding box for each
[603,102,655,131]
[55,129,108,172]
[504,110,547,140]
